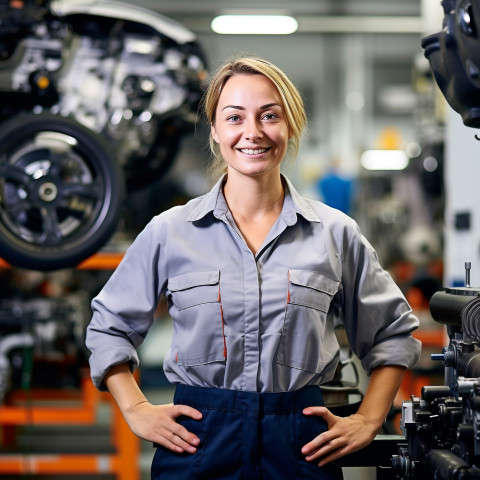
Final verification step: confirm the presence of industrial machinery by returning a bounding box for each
[390,263,480,479]
[385,1,480,476]
[0,293,90,402]
[0,0,207,271]
[421,0,480,128]
[0,286,140,479]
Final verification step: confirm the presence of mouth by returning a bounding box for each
[238,147,270,155]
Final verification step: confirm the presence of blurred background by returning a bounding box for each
[0,0,478,478]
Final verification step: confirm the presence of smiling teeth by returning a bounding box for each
[241,148,267,154]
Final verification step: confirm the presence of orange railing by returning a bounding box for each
[0,370,140,479]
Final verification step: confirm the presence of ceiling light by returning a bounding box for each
[211,15,298,35]
[360,150,409,171]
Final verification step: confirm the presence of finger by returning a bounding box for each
[305,436,351,464]
[303,406,327,416]
[305,441,336,461]
[303,406,333,422]
[171,404,203,421]
[317,445,351,467]
[168,418,202,446]
[301,431,333,455]
[154,433,189,454]
[157,423,201,453]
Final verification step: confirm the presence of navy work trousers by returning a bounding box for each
[151,384,344,480]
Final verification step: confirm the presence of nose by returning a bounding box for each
[244,116,263,140]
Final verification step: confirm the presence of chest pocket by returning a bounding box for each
[167,270,226,368]
[276,269,340,374]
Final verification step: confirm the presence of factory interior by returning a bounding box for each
[0,0,480,478]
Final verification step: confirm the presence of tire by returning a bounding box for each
[0,113,125,271]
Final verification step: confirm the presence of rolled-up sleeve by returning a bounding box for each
[86,220,164,390]
[340,221,421,374]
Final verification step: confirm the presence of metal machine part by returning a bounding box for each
[0,0,207,270]
[392,263,480,479]
[0,292,91,402]
[422,0,480,128]
[0,332,34,402]
[400,2,480,475]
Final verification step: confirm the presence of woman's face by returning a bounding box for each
[211,74,292,179]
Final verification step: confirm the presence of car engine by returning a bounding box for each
[0,0,207,270]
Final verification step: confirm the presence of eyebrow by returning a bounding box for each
[221,103,281,111]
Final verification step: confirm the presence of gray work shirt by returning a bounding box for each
[86,175,421,393]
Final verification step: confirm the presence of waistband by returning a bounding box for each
[173,384,324,414]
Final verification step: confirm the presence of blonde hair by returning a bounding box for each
[202,55,307,179]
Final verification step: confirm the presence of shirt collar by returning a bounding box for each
[186,175,227,222]
[187,174,321,224]
[281,175,321,225]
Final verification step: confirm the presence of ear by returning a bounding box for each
[211,123,220,143]
[288,126,294,140]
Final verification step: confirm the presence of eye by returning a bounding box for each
[227,114,241,122]
[262,113,279,120]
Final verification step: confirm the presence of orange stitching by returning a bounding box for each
[218,285,227,359]
[287,270,291,303]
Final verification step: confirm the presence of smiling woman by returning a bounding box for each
[86,54,421,480]
[204,59,305,254]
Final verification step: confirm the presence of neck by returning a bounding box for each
[223,171,284,218]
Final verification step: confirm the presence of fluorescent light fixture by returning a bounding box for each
[211,15,298,35]
[361,150,409,171]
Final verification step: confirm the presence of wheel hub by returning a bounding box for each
[38,181,58,202]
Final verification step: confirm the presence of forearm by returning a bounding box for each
[356,365,406,432]
[104,362,148,414]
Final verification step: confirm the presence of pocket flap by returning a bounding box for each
[289,269,339,296]
[168,270,220,292]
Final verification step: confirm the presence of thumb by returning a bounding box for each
[303,406,334,422]
[172,404,203,421]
